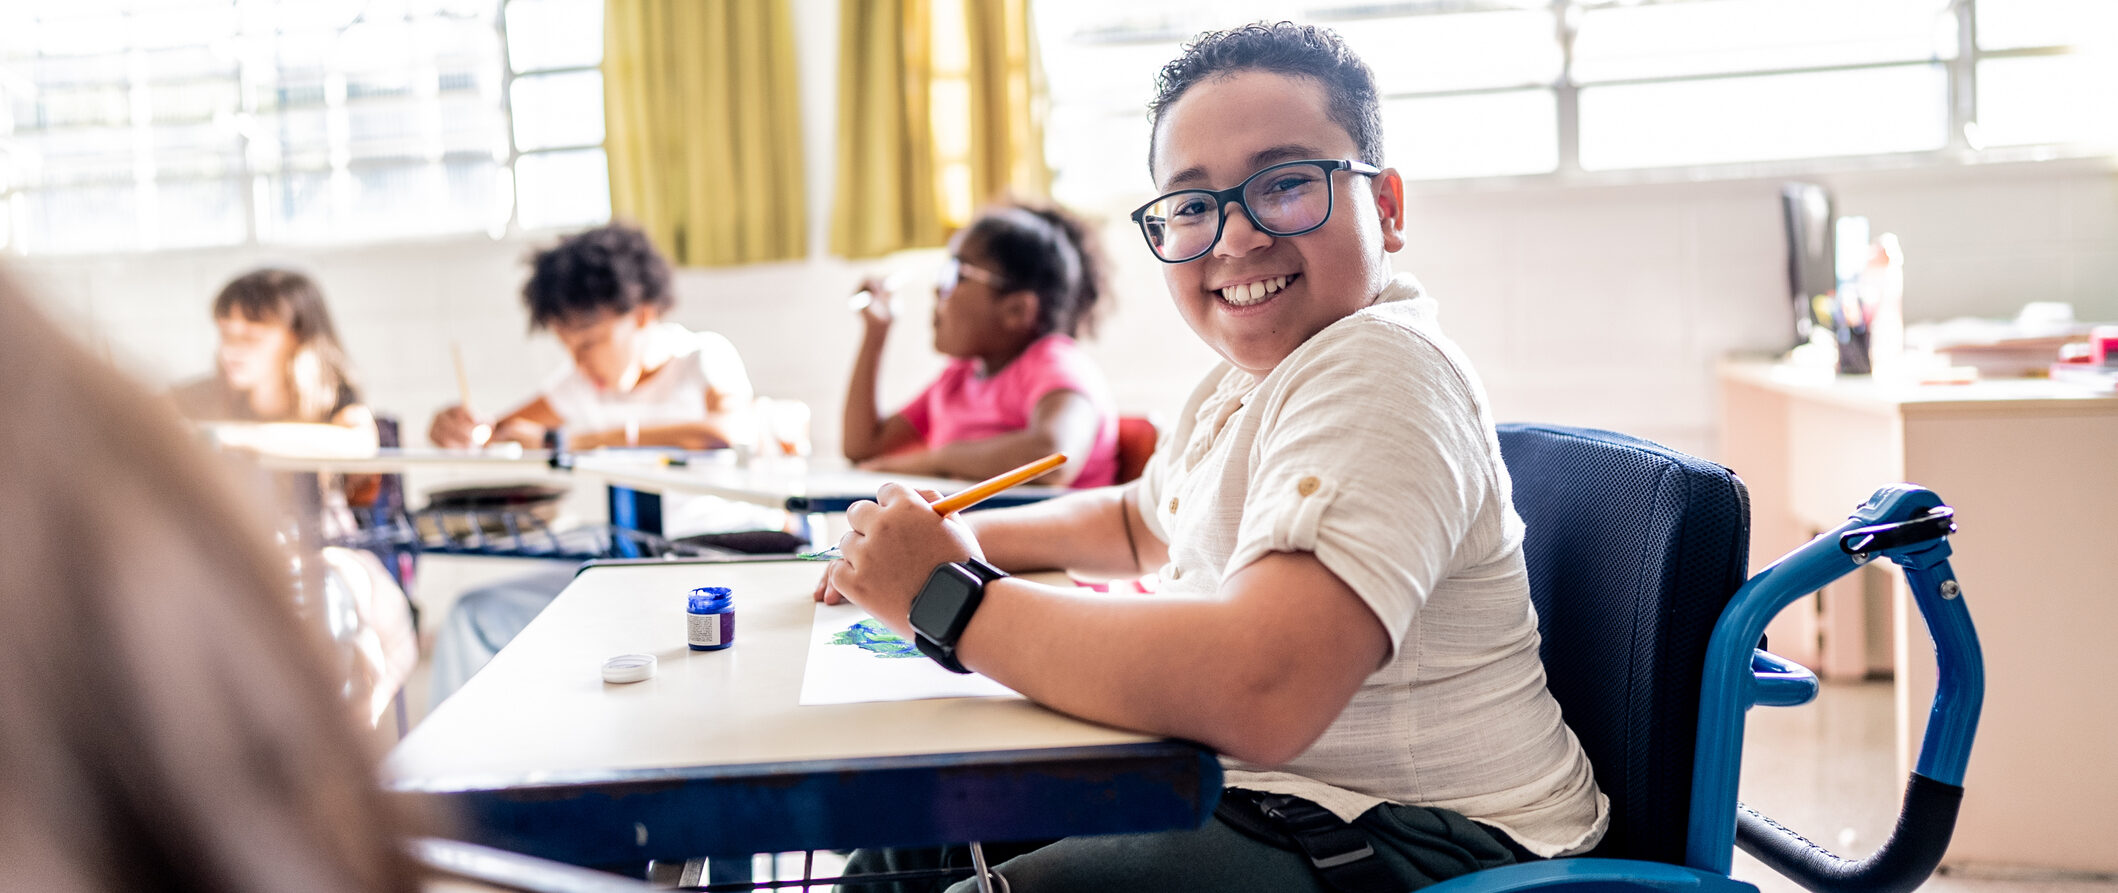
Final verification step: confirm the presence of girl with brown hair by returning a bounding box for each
[172,267,380,454]
[0,266,423,892]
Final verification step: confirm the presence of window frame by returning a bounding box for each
[1037,0,2111,207]
[0,0,614,257]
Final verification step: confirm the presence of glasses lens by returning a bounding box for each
[1242,163,1332,235]
[936,257,961,295]
[1142,191,1221,261]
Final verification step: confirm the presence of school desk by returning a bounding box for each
[383,559,1222,866]
[570,453,1072,536]
[1716,358,2118,872]
[219,439,561,476]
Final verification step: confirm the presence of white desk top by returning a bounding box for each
[1719,357,2118,417]
[386,560,1157,788]
[246,445,561,474]
[569,455,1071,512]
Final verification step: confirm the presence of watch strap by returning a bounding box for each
[914,631,971,673]
[913,558,1007,674]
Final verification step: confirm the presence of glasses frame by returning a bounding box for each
[938,256,1008,296]
[1129,158,1382,264]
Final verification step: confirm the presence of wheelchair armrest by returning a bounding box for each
[1749,649,1817,708]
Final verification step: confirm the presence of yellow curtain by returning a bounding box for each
[831,0,941,259]
[964,0,1049,204]
[604,0,806,267]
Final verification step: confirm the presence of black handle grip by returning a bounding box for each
[1736,773,1962,893]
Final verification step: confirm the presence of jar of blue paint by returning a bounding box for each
[687,586,734,651]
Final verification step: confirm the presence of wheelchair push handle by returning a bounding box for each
[1717,484,1982,893]
[1838,505,1955,556]
[1736,772,1963,893]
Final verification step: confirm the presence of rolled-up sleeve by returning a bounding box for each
[1225,325,1493,654]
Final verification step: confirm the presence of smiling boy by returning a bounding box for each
[821,22,1606,893]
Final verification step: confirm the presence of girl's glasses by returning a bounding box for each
[937,256,1007,296]
[1130,158,1380,264]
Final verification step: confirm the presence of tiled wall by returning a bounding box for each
[13,156,2111,464]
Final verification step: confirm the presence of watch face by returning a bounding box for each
[910,565,979,642]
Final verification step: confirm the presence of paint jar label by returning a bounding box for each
[688,611,734,650]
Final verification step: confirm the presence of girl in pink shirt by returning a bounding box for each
[841,202,1121,488]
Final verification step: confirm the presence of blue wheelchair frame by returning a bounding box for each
[1428,484,1981,893]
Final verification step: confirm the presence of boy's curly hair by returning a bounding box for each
[523,222,674,329]
[1147,21,1384,174]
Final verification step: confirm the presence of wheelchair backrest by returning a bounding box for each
[1495,423,1750,865]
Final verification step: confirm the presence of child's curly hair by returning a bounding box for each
[522,222,675,329]
[961,201,1111,340]
[1147,22,1384,174]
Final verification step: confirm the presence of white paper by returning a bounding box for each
[799,600,1019,705]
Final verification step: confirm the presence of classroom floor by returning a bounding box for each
[1731,681,2115,892]
[391,571,2113,891]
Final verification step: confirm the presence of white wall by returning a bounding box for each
[8,0,2115,464]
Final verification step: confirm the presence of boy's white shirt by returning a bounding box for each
[543,322,777,535]
[1134,273,1610,857]
[541,322,754,437]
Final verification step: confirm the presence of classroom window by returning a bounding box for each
[0,0,611,256]
[1032,0,2115,210]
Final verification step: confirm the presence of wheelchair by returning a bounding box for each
[1424,424,1982,893]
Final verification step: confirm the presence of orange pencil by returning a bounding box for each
[798,453,1067,561]
[929,452,1067,515]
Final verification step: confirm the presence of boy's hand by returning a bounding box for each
[818,484,979,636]
[429,404,493,448]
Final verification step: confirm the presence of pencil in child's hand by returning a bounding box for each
[450,341,492,447]
[929,452,1067,515]
[450,341,475,410]
[796,453,1069,560]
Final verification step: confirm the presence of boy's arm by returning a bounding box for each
[430,396,561,447]
[962,483,1168,578]
[825,484,1386,766]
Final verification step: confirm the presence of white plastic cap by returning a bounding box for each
[601,653,658,684]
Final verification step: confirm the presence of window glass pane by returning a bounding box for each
[1977,0,2117,50]
[1331,10,1560,93]
[1383,90,1558,179]
[1580,63,1948,169]
[1048,108,1153,211]
[21,182,141,253]
[515,147,609,230]
[23,126,137,185]
[258,157,502,244]
[1574,0,1956,83]
[150,176,247,248]
[1975,54,2118,147]
[511,69,604,151]
[505,0,604,73]
[1040,40,1176,110]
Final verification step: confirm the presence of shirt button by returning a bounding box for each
[1298,476,1321,496]
[1168,497,1180,513]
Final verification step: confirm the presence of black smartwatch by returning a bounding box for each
[908,558,1007,673]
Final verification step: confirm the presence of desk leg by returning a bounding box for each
[607,486,664,559]
[968,842,1002,893]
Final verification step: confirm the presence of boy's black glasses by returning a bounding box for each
[1130,158,1381,264]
